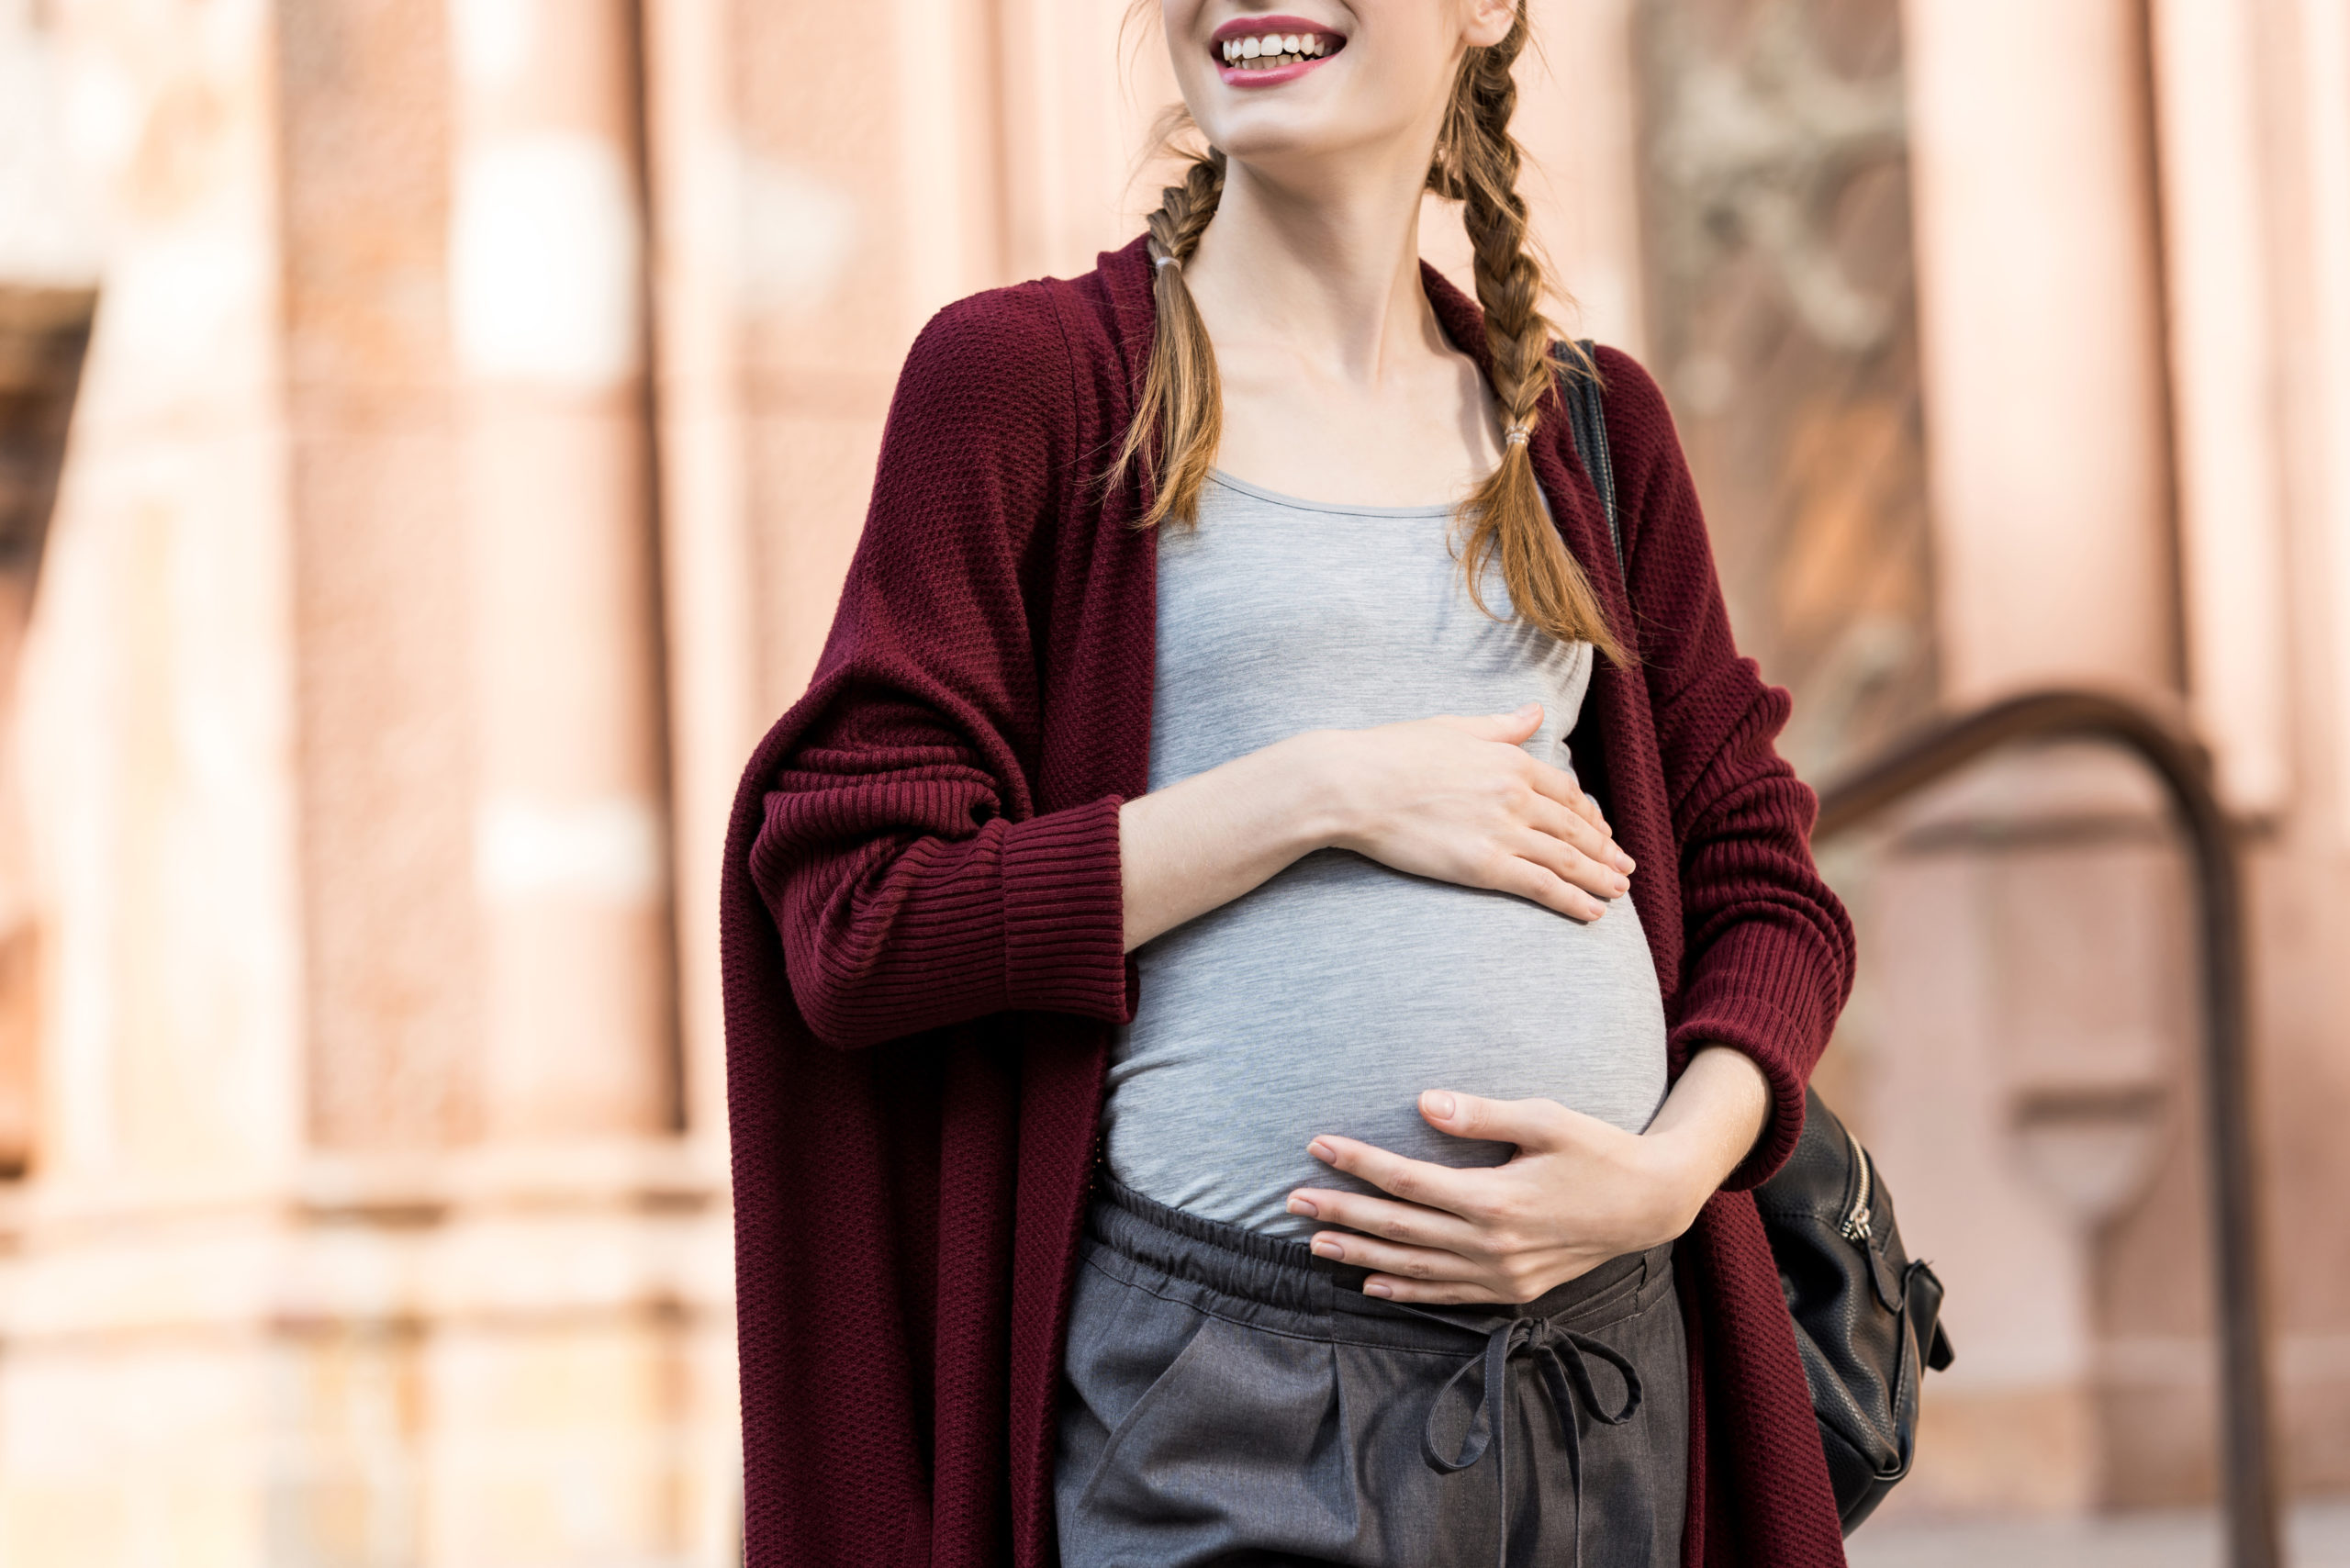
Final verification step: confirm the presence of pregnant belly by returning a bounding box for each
[1104,848,1672,1239]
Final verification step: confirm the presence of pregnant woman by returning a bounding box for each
[722,2,1857,1565]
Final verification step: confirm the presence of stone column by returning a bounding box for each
[13,0,305,1193]
[1514,0,1650,353]
[639,0,755,1148]
[1874,0,2186,1518]
[2293,0,2350,841]
[1901,0,2177,701]
[445,0,676,1141]
[994,0,1169,281]
[279,0,480,1152]
[2149,0,2295,815]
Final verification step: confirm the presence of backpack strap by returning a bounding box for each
[1554,340,1623,581]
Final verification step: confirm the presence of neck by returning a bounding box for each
[1179,143,1449,386]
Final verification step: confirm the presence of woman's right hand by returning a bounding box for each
[1313,700,1632,922]
[1120,700,1634,951]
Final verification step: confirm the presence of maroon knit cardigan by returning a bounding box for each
[723,236,1856,1568]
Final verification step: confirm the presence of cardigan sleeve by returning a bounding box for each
[1595,348,1857,1189]
[748,287,1134,1049]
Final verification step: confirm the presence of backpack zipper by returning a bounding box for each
[1841,1128,1874,1243]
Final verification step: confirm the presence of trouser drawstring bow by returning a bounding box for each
[1417,1313,1643,1568]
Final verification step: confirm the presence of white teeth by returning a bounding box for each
[1223,31,1336,68]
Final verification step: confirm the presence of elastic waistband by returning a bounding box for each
[1087,1174,1674,1345]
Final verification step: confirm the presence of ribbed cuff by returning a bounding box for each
[1001,795,1134,1024]
[1672,926,1839,1189]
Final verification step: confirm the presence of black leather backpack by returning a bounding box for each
[1755,1087,1956,1529]
[1557,343,1955,1533]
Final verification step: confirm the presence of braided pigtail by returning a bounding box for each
[1109,133,1228,529]
[1435,13,1625,663]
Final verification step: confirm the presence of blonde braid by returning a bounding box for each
[1109,143,1228,529]
[1439,14,1624,662]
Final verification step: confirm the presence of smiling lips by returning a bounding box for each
[1211,15,1344,84]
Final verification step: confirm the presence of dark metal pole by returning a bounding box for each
[1813,689,2283,1568]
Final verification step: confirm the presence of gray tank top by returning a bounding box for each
[1105,471,1671,1238]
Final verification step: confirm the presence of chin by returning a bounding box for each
[1168,4,1460,174]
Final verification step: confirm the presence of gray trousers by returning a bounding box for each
[1054,1179,1688,1568]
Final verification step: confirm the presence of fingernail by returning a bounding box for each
[1423,1091,1456,1120]
[1288,1194,1319,1218]
[1312,1236,1345,1260]
[1309,1139,1337,1163]
[1612,851,1635,874]
[1364,1281,1394,1298]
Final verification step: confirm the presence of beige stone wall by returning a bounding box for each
[0,0,2345,1561]
[0,1,723,1562]
[1858,0,2350,1518]
[1622,0,2350,1521]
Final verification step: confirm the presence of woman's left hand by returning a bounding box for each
[1287,1046,1774,1305]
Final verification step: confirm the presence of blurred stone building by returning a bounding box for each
[0,0,2346,1562]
